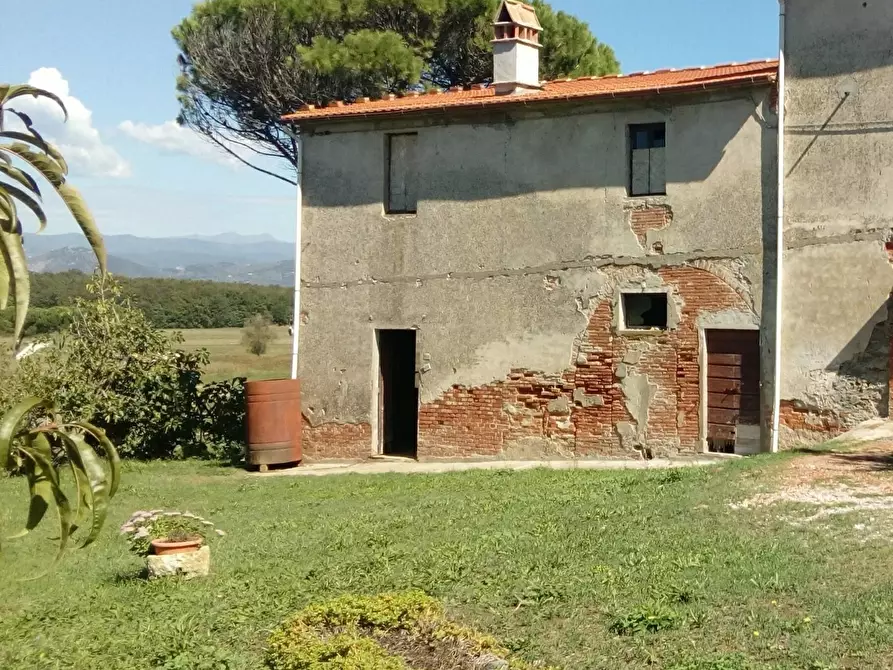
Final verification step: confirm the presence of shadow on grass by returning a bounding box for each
[112,566,149,584]
[792,446,893,472]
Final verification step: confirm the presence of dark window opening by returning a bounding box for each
[629,123,666,196]
[386,133,418,214]
[622,292,668,330]
[377,329,418,457]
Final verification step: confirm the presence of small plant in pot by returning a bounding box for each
[120,510,225,557]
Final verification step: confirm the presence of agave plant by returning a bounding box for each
[0,398,120,562]
[0,84,107,345]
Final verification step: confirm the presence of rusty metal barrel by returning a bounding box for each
[245,378,302,469]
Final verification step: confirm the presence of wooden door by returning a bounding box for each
[705,330,760,450]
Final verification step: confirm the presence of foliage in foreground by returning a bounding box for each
[0,84,106,345]
[1,276,246,462]
[0,398,119,562]
[267,590,552,670]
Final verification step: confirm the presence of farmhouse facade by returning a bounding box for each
[285,0,893,461]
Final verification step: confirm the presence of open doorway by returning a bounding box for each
[376,329,418,458]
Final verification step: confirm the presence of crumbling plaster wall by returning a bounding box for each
[299,88,774,457]
[780,0,893,441]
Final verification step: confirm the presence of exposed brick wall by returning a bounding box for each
[302,417,371,461]
[416,265,753,459]
[629,205,673,249]
[303,265,755,461]
[778,400,844,438]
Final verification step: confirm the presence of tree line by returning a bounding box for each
[0,271,292,335]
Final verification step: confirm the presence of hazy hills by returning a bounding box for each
[25,233,296,286]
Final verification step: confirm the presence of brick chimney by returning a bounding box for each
[492,0,543,95]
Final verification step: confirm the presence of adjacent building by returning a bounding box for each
[284,0,893,461]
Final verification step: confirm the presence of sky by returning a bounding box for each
[2,1,778,242]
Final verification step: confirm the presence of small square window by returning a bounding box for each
[629,123,666,196]
[622,292,668,330]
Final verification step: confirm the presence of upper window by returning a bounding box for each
[386,133,418,214]
[629,123,666,196]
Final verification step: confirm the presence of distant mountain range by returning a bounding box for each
[24,233,296,286]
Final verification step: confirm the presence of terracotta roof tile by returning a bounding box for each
[283,59,778,124]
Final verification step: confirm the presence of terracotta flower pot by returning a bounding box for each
[150,537,204,556]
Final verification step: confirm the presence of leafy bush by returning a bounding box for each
[243,313,275,356]
[5,276,245,461]
[120,510,225,556]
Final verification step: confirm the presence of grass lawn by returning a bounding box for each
[1,455,893,669]
[174,327,293,381]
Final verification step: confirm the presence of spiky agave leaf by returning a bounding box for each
[58,184,106,272]
[0,85,67,120]
[7,433,54,540]
[0,397,51,472]
[0,143,103,270]
[0,180,46,229]
[0,161,41,196]
[60,432,111,547]
[0,249,8,311]
[18,439,73,569]
[0,228,28,345]
[73,421,121,498]
[0,142,65,186]
[0,131,69,175]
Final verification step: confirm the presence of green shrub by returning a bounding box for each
[294,591,441,631]
[267,591,556,670]
[5,277,245,461]
[243,313,275,356]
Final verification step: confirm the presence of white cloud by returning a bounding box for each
[7,67,130,178]
[118,120,242,167]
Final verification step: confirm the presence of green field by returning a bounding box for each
[174,327,293,381]
[2,454,892,669]
[3,327,294,382]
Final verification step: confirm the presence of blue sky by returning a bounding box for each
[3,0,778,241]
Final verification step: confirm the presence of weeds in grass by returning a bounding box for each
[610,603,679,635]
[1,462,892,669]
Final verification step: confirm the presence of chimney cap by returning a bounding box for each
[494,0,542,31]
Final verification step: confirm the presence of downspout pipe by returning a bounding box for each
[771,0,786,453]
[287,128,304,381]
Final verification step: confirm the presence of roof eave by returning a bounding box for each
[281,73,777,126]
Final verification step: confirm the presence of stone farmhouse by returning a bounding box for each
[284,0,893,461]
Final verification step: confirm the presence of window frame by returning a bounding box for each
[619,291,670,332]
[385,132,419,215]
[628,122,667,197]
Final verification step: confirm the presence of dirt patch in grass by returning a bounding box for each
[376,626,506,670]
[782,440,893,492]
[731,440,893,541]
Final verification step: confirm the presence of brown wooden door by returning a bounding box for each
[706,330,760,448]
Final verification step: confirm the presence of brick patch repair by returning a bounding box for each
[629,205,673,250]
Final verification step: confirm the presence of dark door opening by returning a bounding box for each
[377,329,418,457]
[705,329,760,454]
